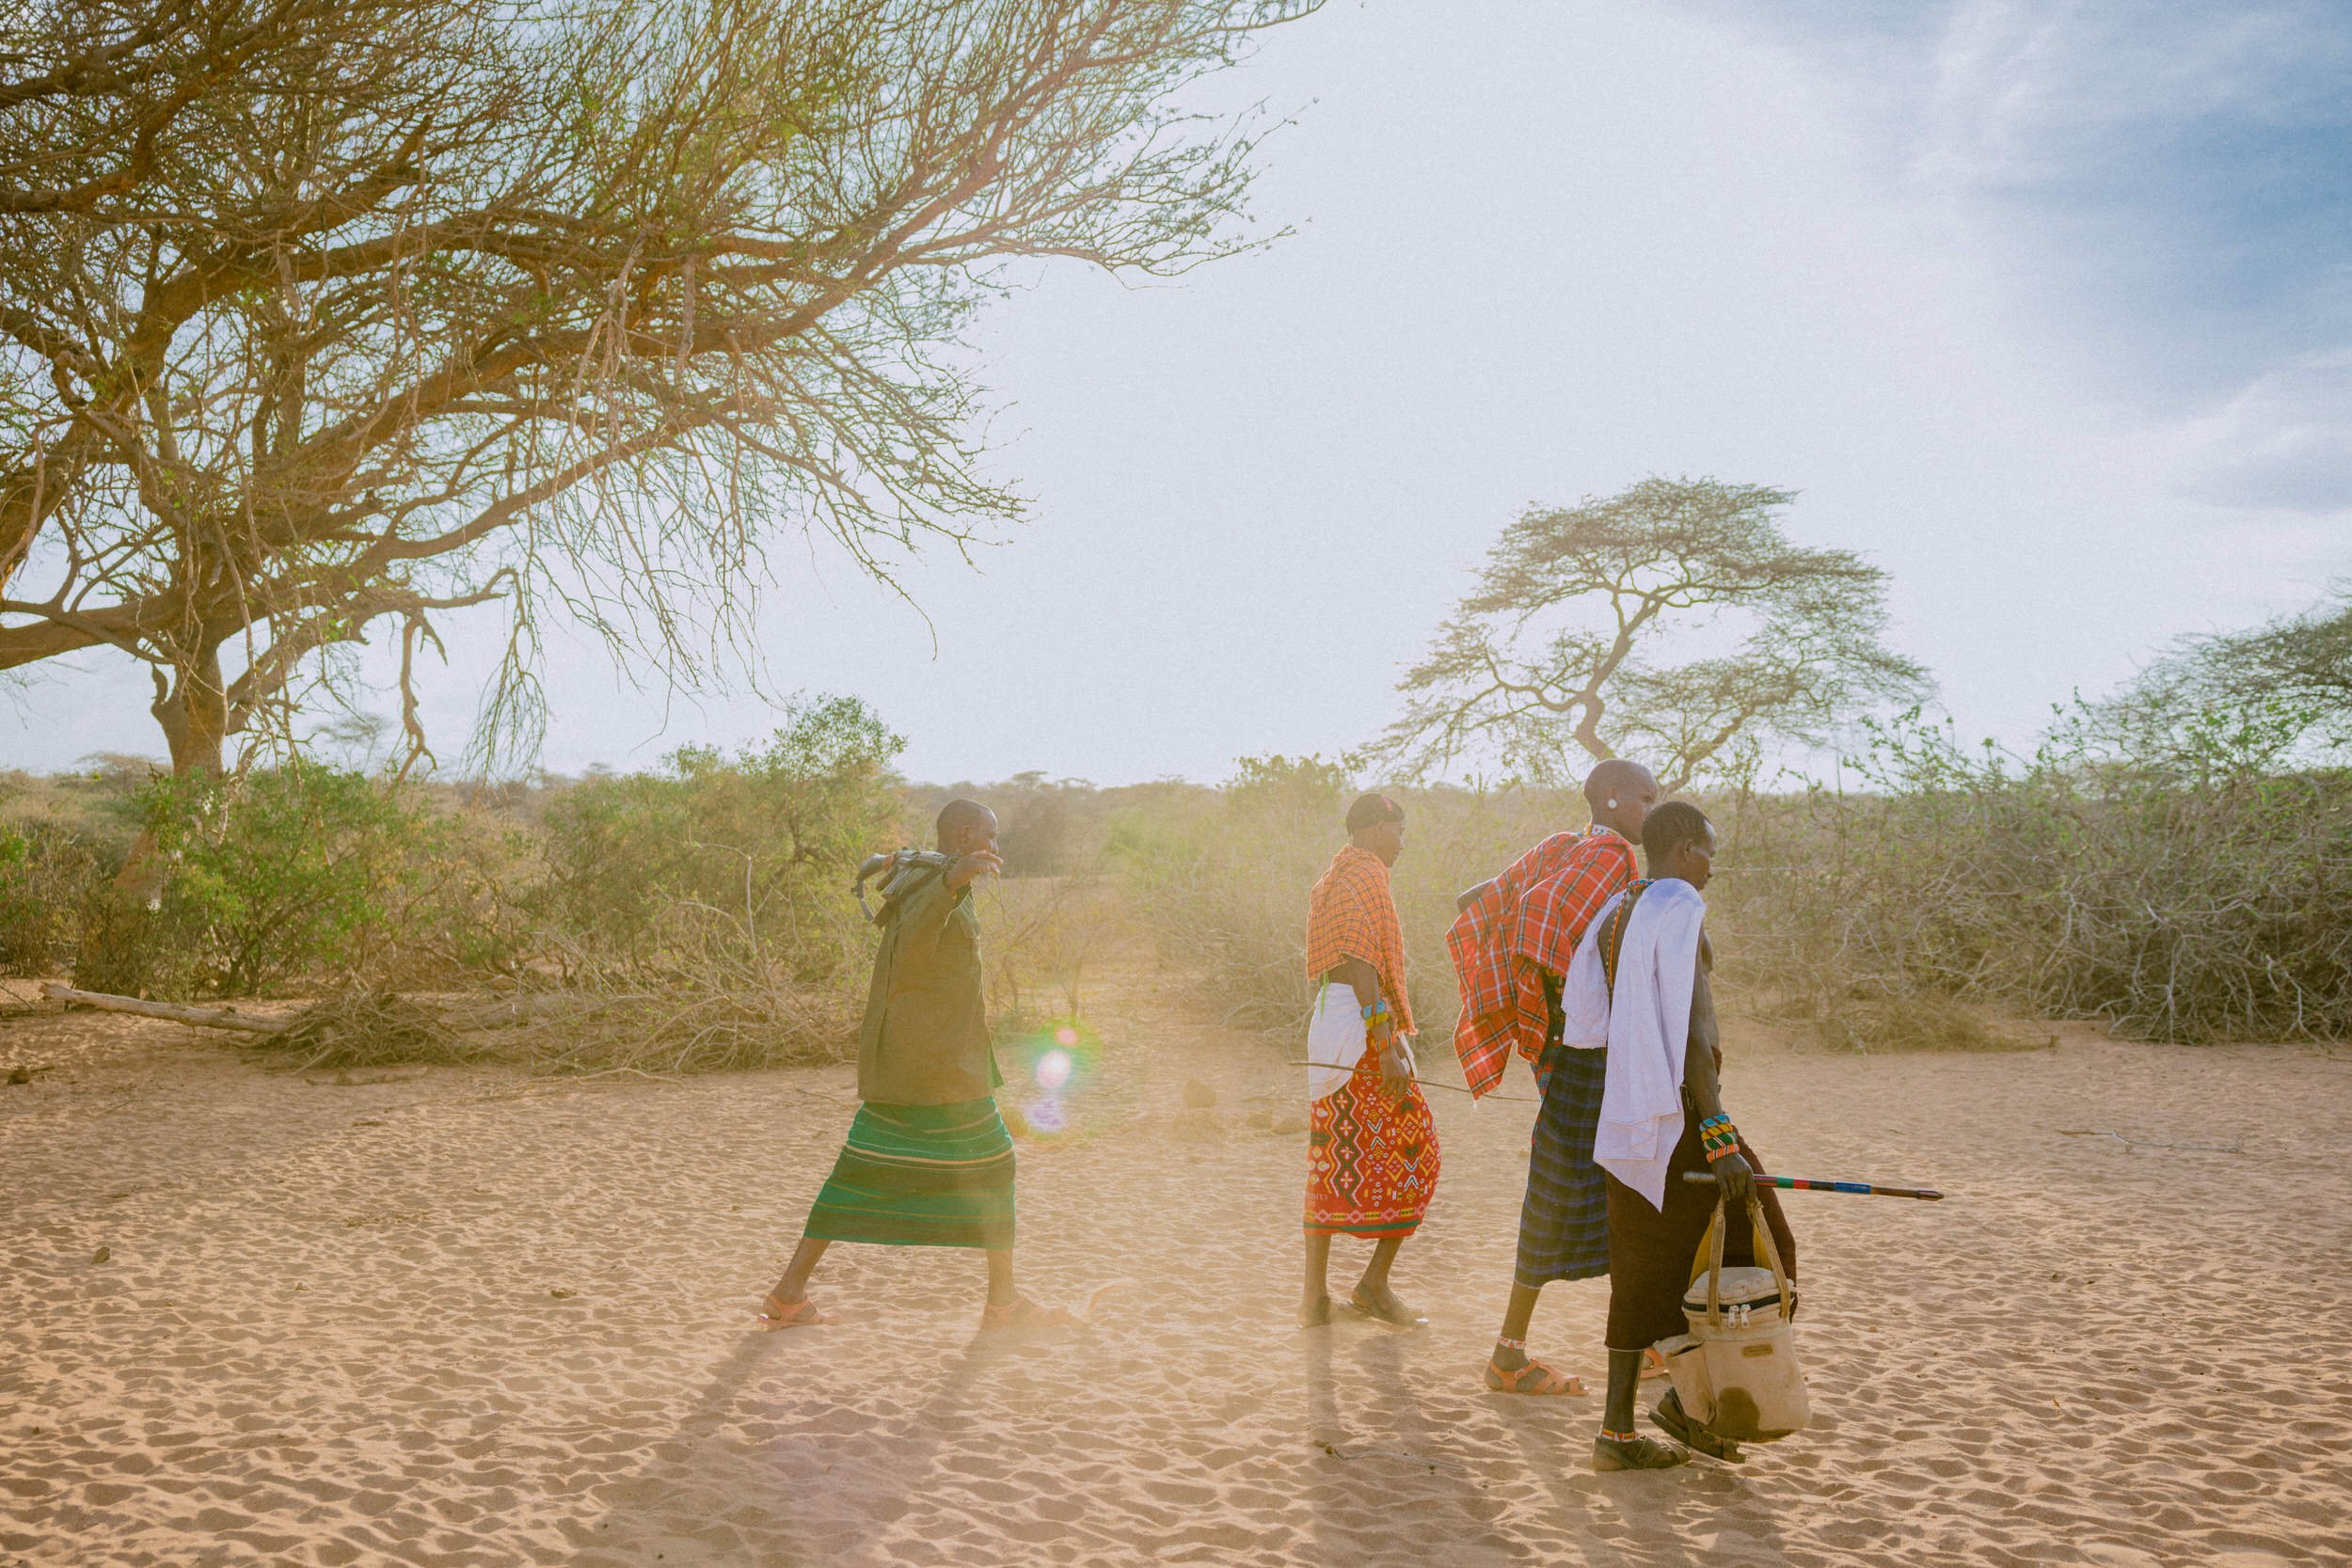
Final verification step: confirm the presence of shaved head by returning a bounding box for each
[1581,758,1661,841]
[935,798,997,851]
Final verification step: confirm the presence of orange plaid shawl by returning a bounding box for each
[1305,845,1414,1032]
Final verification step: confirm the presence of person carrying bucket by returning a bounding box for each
[1555,800,1799,1470]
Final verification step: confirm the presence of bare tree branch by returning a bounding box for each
[1,0,1316,773]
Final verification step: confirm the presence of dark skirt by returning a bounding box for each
[1513,1044,1612,1288]
[1603,1104,1796,1352]
[804,1099,1016,1250]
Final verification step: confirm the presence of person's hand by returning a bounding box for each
[944,849,1004,892]
[1711,1150,1756,1212]
[1377,1038,1414,1100]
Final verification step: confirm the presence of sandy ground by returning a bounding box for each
[3,974,2349,1568]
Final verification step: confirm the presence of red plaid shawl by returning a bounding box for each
[1445,827,1636,1098]
[1305,845,1414,1032]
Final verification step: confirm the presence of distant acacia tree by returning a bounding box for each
[1381,477,1930,790]
[2096,588,2352,776]
[0,0,1314,776]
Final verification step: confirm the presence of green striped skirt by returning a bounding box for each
[803,1099,1016,1250]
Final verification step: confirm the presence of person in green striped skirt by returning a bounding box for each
[755,799,1078,1333]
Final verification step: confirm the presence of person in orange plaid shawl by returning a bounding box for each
[1444,759,1659,1395]
[1299,791,1439,1328]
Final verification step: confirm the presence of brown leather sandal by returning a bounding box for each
[1484,1357,1587,1396]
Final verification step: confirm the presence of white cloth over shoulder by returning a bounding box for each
[1557,878,1708,1212]
[1305,981,1414,1103]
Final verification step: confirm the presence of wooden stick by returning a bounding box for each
[1284,1060,1537,1103]
[1681,1170,1944,1201]
[40,983,289,1036]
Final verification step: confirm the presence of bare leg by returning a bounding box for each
[1300,1230,1333,1325]
[1492,1280,1542,1371]
[985,1247,1015,1307]
[1351,1237,1424,1324]
[765,1236,829,1305]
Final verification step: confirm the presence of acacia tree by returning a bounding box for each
[2096,588,2352,775]
[1381,477,1931,790]
[0,0,1313,775]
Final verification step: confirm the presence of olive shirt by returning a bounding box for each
[854,868,1002,1106]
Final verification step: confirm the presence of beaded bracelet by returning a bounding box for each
[1359,998,1390,1021]
[1698,1114,1741,1163]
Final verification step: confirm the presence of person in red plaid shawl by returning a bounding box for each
[1299,791,1439,1328]
[1444,759,1659,1395]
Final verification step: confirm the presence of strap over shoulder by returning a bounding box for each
[1597,879,1653,998]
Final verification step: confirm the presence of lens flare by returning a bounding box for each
[1054,1024,1080,1048]
[1035,1048,1074,1090]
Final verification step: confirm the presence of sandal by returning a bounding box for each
[755,1293,823,1330]
[1648,1386,1742,1464]
[1641,1346,1673,1380]
[1592,1433,1691,1472]
[978,1295,1085,1333]
[1484,1357,1587,1396]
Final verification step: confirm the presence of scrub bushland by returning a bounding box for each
[1110,738,2350,1052]
[3,699,1115,1072]
[1711,715,2352,1046]
[9,716,2343,1065]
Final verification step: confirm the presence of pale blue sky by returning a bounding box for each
[8,0,2348,782]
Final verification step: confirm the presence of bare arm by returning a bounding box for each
[1682,963,1754,1208]
[1327,954,1410,1097]
[1454,879,1495,914]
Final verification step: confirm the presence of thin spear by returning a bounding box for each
[1680,1170,1944,1201]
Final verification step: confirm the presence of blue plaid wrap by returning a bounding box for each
[1513,1043,1612,1288]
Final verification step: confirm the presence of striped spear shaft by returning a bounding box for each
[1680,1170,1944,1201]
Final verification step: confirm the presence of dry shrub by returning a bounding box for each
[1114,759,1583,1038]
[487,984,856,1075]
[977,872,1122,1027]
[246,980,855,1075]
[272,989,469,1069]
[1805,993,2043,1055]
[1709,713,2352,1045]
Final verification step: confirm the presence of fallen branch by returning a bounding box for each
[40,983,289,1036]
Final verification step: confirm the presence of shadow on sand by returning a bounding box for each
[563,1322,1013,1566]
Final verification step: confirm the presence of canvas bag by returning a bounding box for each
[1658,1194,1811,1442]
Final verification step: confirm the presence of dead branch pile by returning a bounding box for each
[272,990,469,1069]
[159,980,855,1075]
[486,984,855,1076]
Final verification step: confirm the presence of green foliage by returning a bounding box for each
[532,695,908,984]
[0,767,143,976]
[0,819,105,974]
[2094,589,2352,777]
[127,765,440,996]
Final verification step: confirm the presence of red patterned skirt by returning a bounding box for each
[1306,1070,1441,1238]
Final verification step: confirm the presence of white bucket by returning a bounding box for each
[1660,1196,1810,1443]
